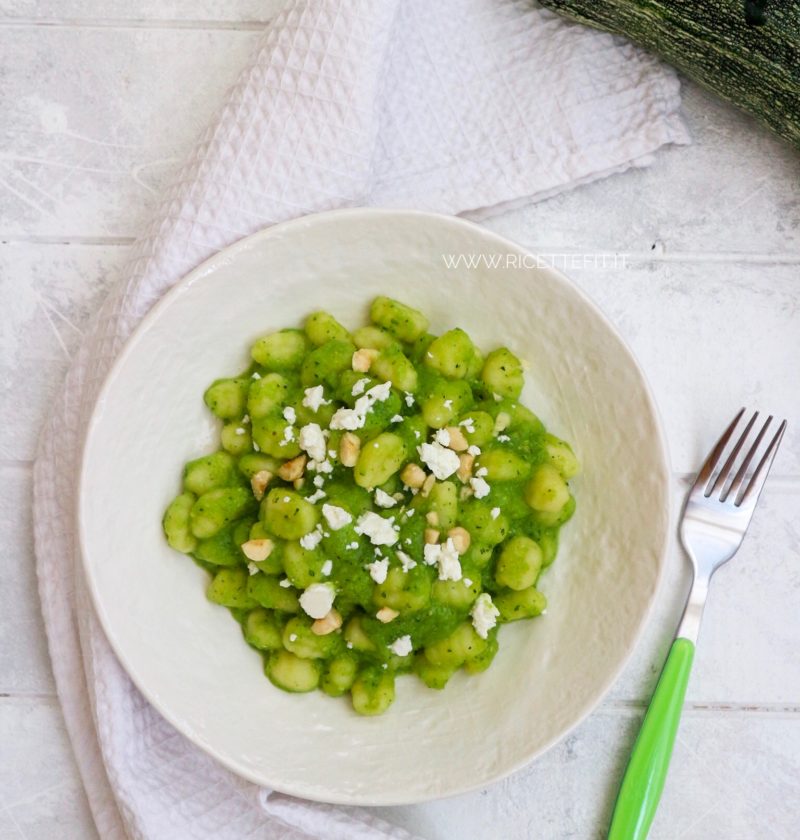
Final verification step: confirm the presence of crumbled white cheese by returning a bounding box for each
[493,393,503,402]
[467,445,481,456]
[309,458,333,474]
[390,414,404,423]
[282,406,296,425]
[242,414,250,423]
[470,593,500,639]
[299,582,336,619]
[374,488,398,508]
[463,577,473,587]
[351,377,370,396]
[313,475,325,488]
[434,428,451,447]
[404,508,415,517]
[423,538,462,581]
[355,511,399,546]
[251,371,261,380]
[321,559,333,576]
[404,392,415,407]
[397,550,417,572]
[459,418,475,434]
[471,476,490,499]
[414,430,421,440]
[322,504,352,530]
[298,422,327,462]
[280,424,296,446]
[346,641,353,649]
[306,488,326,504]
[289,633,298,642]
[418,442,460,480]
[302,385,329,413]
[300,528,324,550]
[490,506,501,519]
[328,449,337,459]
[235,427,246,436]
[247,562,260,576]
[443,399,453,409]
[279,578,292,588]
[366,557,389,584]
[346,541,360,550]
[253,441,260,451]
[497,434,511,442]
[389,634,413,657]
[475,467,488,477]
[329,407,365,431]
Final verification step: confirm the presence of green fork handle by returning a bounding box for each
[607,637,696,840]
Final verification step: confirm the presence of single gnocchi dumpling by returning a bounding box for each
[163,297,579,715]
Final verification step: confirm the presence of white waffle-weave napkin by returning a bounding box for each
[33,1,688,837]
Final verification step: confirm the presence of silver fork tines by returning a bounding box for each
[699,408,786,508]
[678,408,787,645]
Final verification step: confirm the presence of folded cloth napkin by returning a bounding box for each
[33,1,689,837]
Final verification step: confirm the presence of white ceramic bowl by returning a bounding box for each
[79,209,670,805]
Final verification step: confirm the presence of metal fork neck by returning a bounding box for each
[675,570,710,645]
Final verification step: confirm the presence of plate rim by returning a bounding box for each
[77,206,672,805]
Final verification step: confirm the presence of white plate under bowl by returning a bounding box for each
[78,208,670,805]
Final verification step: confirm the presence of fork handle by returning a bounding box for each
[607,638,695,840]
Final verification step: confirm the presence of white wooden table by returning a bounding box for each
[1,4,799,838]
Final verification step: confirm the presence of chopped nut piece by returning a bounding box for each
[339,432,361,467]
[459,484,474,501]
[250,469,273,501]
[457,453,474,482]
[293,477,305,490]
[424,527,440,545]
[421,473,436,497]
[311,608,342,636]
[376,607,400,623]
[401,463,426,489]
[447,526,471,555]
[445,426,469,452]
[352,348,380,372]
[278,454,307,481]
[425,511,440,526]
[494,412,511,434]
[241,539,274,563]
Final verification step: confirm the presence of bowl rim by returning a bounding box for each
[77,206,672,805]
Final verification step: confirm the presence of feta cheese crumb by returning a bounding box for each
[321,504,352,530]
[346,641,353,649]
[418,442,460,480]
[388,634,413,657]
[471,593,500,639]
[302,385,329,412]
[253,441,260,451]
[390,414,404,423]
[434,428,451,447]
[247,562,260,575]
[306,489,326,504]
[299,582,336,619]
[313,475,325,488]
[490,506,501,519]
[459,418,476,434]
[497,434,511,442]
[397,550,417,572]
[351,377,370,396]
[282,406,296,425]
[298,422,327,462]
[356,511,399,546]
[463,577,473,587]
[467,444,481,456]
[235,427,246,436]
[414,430,421,440]
[251,371,261,380]
[471,476,490,499]
[309,458,333,474]
[289,633,298,642]
[423,539,462,581]
[280,424,296,446]
[374,488,398,508]
[475,467,488,477]
[366,557,389,584]
[346,541,360,550]
[279,578,292,588]
[321,559,333,576]
[443,399,453,409]
[300,528,323,550]
[404,392,415,407]
[329,406,365,431]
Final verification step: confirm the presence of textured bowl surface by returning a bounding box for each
[79,209,670,805]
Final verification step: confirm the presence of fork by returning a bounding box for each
[607,408,787,840]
